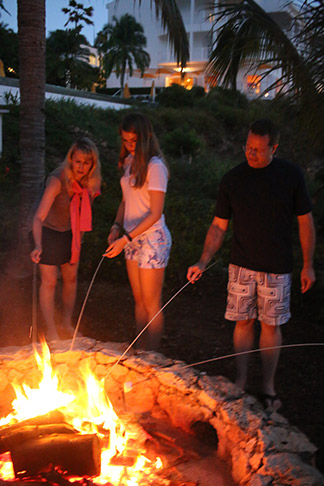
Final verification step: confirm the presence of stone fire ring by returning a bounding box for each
[0,338,323,486]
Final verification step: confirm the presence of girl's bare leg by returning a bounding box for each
[39,263,60,341]
[60,261,79,336]
[126,259,165,351]
[138,267,165,351]
[126,259,148,349]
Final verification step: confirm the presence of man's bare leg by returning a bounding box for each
[259,321,282,411]
[233,318,256,390]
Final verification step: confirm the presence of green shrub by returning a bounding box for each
[207,86,249,108]
[156,84,193,107]
[190,85,206,99]
[162,124,205,159]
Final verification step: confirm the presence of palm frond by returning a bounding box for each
[208,0,317,99]
[131,0,189,69]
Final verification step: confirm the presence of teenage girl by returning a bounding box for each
[104,113,171,351]
[30,137,101,341]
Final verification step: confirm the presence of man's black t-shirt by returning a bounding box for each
[215,157,312,274]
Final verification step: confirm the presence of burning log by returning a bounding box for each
[10,433,101,478]
[0,411,68,454]
[0,410,65,434]
[0,423,78,454]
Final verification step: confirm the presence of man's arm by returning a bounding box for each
[187,216,229,283]
[297,212,316,293]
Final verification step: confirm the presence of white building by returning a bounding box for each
[105,0,300,98]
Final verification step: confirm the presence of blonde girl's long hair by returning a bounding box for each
[62,137,101,196]
[119,113,168,187]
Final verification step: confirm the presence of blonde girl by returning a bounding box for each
[30,137,101,341]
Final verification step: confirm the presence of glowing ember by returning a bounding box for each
[0,341,164,485]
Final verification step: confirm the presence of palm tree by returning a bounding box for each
[46,29,98,89]
[16,0,46,270]
[62,0,93,34]
[96,14,150,95]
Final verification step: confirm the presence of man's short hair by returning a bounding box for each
[249,119,280,146]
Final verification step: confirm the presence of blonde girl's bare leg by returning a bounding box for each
[60,261,79,337]
[39,263,60,341]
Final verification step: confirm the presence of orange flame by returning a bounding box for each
[0,341,164,485]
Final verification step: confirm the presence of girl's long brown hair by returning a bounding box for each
[62,137,101,196]
[119,113,168,187]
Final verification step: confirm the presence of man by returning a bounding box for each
[187,119,315,411]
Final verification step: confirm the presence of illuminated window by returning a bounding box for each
[185,77,193,89]
[89,54,97,66]
[247,75,261,94]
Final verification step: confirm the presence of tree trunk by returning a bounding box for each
[120,59,126,97]
[9,0,46,276]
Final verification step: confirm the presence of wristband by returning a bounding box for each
[124,231,133,242]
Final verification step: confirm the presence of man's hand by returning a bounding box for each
[187,262,205,283]
[300,265,316,293]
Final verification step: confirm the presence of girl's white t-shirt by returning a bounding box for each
[120,155,168,233]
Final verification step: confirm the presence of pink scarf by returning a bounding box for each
[70,181,93,264]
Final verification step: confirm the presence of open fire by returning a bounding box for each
[0,338,321,486]
[0,341,165,486]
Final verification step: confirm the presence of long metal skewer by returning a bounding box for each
[70,256,105,351]
[105,261,218,377]
[181,343,324,369]
[30,262,38,346]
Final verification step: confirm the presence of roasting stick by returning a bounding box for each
[70,255,105,351]
[104,261,219,379]
[30,262,38,346]
[30,263,39,388]
[180,343,324,370]
[69,257,324,384]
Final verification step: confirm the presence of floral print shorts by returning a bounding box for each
[124,226,172,269]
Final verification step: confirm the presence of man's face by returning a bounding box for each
[244,131,278,168]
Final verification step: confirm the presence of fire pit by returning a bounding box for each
[0,338,323,486]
